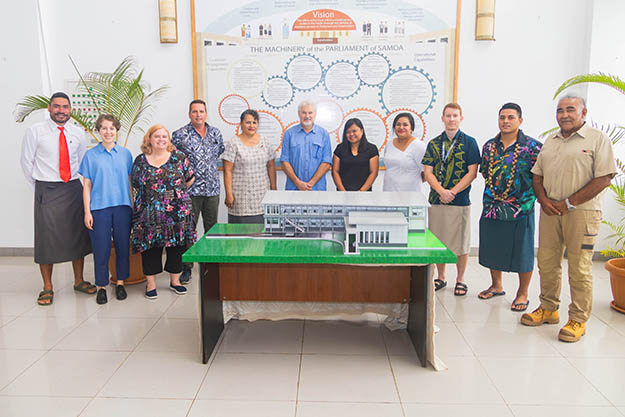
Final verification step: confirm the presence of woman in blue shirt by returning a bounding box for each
[80,114,133,304]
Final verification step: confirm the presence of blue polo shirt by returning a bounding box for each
[280,123,332,190]
[79,143,133,211]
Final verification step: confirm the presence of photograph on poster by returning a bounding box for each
[192,0,459,161]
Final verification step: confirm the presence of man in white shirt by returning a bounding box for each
[21,92,94,306]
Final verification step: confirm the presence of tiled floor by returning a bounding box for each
[1,256,624,417]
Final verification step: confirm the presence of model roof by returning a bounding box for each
[262,191,429,207]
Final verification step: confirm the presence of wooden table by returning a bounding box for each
[183,224,456,367]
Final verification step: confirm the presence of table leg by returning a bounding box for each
[407,265,430,367]
[199,262,224,364]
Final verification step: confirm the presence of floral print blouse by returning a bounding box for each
[480,131,542,221]
[131,150,196,253]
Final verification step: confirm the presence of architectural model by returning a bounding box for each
[262,191,429,254]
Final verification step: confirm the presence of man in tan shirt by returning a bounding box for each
[520,95,616,342]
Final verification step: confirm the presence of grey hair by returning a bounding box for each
[558,94,586,108]
[298,100,316,112]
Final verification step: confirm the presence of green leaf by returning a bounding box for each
[554,72,625,99]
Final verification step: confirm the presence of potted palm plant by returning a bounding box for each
[554,72,625,313]
[15,56,168,284]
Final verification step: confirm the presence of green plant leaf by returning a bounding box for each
[554,72,625,99]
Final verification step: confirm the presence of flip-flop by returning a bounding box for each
[73,281,97,294]
[37,290,54,306]
[434,278,447,291]
[478,289,506,299]
[454,282,468,296]
[511,300,530,312]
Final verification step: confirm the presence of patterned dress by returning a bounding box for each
[222,135,275,216]
[130,150,196,253]
[480,131,542,221]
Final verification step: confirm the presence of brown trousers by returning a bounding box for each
[537,209,602,322]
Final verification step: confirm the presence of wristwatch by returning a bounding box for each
[565,198,576,211]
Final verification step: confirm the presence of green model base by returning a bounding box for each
[183,224,457,265]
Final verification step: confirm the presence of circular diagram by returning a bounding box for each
[228,59,267,98]
[338,108,389,151]
[218,94,250,125]
[262,76,294,109]
[379,67,436,114]
[324,61,360,99]
[315,99,345,134]
[285,54,323,91]
[257,110,285,156]
[357,53,391,86]
[385,108,427,142]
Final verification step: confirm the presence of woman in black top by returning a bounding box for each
[332,118,379,191]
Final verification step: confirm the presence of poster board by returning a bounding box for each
[191,0,461,158]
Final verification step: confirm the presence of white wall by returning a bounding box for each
[3,0,621,250]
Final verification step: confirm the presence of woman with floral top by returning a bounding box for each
[131,124,196,299]
[478,103,542,312]
[222,109,277,224]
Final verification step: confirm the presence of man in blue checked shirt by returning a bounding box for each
[280,100,332,191]
[172,99,224,283]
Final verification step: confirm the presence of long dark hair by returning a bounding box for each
[341,118,369,153]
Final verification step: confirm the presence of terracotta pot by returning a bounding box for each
[109,245,146,285]
[604,258,625,314]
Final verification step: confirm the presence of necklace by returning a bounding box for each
[486,140,520,201]
[438,133,460,178]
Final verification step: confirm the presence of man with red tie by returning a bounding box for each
[21,92,94,305]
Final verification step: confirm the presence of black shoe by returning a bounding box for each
[179,268,192,284]
[96,288,108,304]
[116,284,127,300]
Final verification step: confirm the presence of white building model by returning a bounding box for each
[262,191,429,254]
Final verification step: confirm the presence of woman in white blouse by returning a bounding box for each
[223,110,277,223]
[383,113,427,192]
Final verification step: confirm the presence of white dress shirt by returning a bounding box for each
[20,119,87,189]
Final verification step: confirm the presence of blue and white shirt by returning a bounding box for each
[172,122,224,197]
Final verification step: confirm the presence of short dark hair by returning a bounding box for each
[392,112,415,132]
[499,102,522,118]
[189,99,206,112]
[240,109,259,123]
[50,92,70,105]
[341,118,369,152]
[95,114,121,131]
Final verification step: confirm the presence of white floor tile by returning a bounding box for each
[197,353,300,400]
[303,320,386,355]
[439,295,517,324]
[0,316,82,349]
[0,315,18,327]
[433,322,474,358]
[54,317,157,351]
[457,321,560,357]
[380,327,418,356]
[1,350,127,397]
[164,293,201,319]
[569,357,625,406]
[298,354,398,402]
[80,398,192,417]
[98,351,208,399]
[404,404,514,417]
[510,405,623,417]
[0,396,90,417]
[0,349,46,390]
[0,293,37,316]
[188,400,295,417]
[136,318,200,353]
[94,282,177,318]
[298,401,403,417]
[219,319,303,353]
[390,355,504,404]
[20,286,103,318]
[536,317,625,358]
[480,357,608,406]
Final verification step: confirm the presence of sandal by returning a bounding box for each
[454,282,468,296]
[478,289,506,300]
[511,299,530,312]
[37,290,54,306]
[73,281,97,295]
[434,278,447,291]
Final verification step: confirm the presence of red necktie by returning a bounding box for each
[58,127,71,182]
